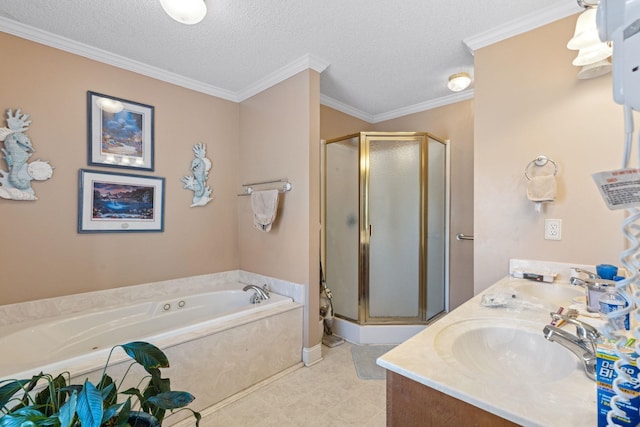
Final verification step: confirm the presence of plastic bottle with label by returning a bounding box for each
[599,277,630,330]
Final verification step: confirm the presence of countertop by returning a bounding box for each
[377,276,597,427]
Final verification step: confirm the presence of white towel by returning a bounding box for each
[251,190,279,232]
[527,175,557,202]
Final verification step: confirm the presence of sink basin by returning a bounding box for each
[435,319,579,384]
[514,282,583,308]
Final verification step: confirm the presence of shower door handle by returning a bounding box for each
[369,224,372,236]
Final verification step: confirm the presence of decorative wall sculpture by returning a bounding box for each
[0,109,53,200]
[181,142,212,207]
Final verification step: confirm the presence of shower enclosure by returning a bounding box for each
[323,132,448,330]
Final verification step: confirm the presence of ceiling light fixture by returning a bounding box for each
[447,72,472,92]
[160,0,207,25]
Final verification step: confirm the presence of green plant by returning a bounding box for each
[0,341,201,427]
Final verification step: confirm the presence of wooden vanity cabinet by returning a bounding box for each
[386,371,520,426]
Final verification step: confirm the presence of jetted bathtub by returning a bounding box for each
[0,280,304,425]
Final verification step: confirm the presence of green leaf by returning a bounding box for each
[35,374,68,416]
[120,342,169,373]
[76,381,103,427]
[0,379,29,409]
[112,398,131,427]
[58,390,77,427]
[0,407,46,427]
[101,400,126,425]
[146,391,195,410]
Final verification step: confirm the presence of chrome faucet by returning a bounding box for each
[569,267,599,287]
[242,284,270,303]
[543,312,601,380]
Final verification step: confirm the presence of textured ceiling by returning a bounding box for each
[0,0,582,122]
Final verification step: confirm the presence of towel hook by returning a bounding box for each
[524,155,558,181]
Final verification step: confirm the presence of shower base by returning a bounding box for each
[332,318,426,345]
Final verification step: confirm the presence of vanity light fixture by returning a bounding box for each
[567,6,612,79]
[447,72,471,92]
[160,0,207,25]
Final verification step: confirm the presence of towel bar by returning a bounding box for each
[237,178,292,196]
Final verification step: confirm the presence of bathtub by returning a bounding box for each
[0,278,303,424]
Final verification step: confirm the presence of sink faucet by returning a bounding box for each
[569,267,599,286]
[543,313,600,380]
[243,284,270,303]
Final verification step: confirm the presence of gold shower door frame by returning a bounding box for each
[325,131,445,325]
[360,132,429,324]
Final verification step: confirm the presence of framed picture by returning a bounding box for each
[87,91,154,171]
[78,169,165,233]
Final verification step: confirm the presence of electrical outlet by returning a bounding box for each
[545,219,562,240]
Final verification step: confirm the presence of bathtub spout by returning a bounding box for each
[243,284,270,303]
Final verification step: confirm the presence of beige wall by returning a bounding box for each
[474,15,627,293]
[320,106,372,141]
[374,101,474,309]
[0,32,240,305]
[239,70,321,348]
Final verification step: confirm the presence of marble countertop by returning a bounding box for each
[377,276,597,427]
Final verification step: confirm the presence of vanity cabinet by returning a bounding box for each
[386,371,519,427]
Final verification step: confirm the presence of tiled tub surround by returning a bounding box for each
[378,275,598,426]
[0,271,304,425]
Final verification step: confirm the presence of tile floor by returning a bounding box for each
[197,342,387,427]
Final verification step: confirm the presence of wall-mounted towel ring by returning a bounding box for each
[524,155,558,181]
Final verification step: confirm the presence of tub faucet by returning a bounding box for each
[542,313,601,380]
[243,284,270,303]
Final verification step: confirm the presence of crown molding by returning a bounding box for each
[372,90,474,123]
[319,94,375,123]
[320,90,474,124]
[0,16,239,101]
[463,1,582,53]
[236,54,330,102]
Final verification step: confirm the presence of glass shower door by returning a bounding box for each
[365,136,422,322]
[325,136,359,321]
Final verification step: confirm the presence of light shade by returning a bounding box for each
[447,72,471,92]
[160,0,207,25]
[567,8,601,50]
[577,59,612,79]
[572,42,612,66]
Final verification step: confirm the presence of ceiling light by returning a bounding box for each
[447,73,471,92]
[160,0,207,25]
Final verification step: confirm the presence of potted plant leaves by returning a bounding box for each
[0,341,201,427]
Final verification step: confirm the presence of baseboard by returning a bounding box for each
[302,343,323,366]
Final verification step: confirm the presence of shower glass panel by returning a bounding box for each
[427,141,446,319]
[367,138,421,319]
[325,137,359,321]
[324,132,448,326]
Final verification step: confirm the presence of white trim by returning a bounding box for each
[0,16,239,101]
[372,91,474,123]
[463,1,582,53]
[302,344,323,366]
[237,54,330,102]
[321,91,474,124]
[320,94,375,123]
